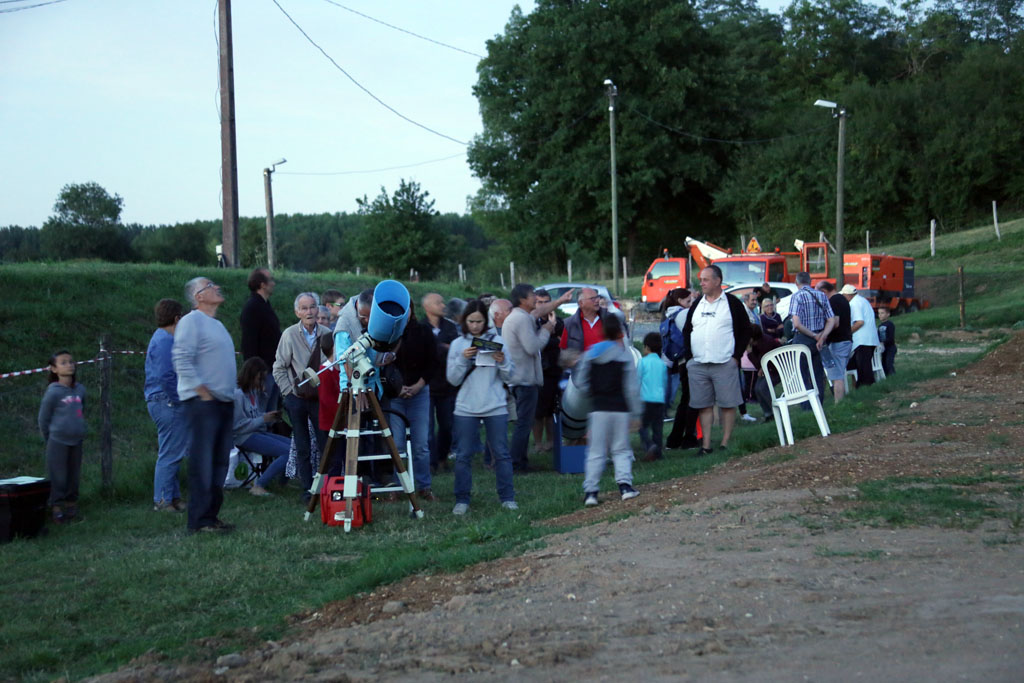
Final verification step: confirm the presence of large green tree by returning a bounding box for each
[353,180,443,278]
[39,182,134,261]
[468,0,781,270]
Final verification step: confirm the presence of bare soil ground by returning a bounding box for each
[94,334,1024,682]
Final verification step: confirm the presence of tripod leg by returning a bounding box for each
[339,391,364,532]
[304,391,350,521]
[367,391,424,519]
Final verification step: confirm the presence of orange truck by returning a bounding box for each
[641,249,691,312]
[684,236,926,314]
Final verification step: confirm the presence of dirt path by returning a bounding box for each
[94,335,1024,682]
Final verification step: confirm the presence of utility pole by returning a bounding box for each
[219,0,240,267]
[834,106,847,289]
[605,79,620,297]
[263,158,286,269]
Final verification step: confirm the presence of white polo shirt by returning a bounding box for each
[690,294,734,364]
[850,294,880,349]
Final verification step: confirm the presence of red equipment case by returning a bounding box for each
[0,476,51,543]
[320,476,372,528]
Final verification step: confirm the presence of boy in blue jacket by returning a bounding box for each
[637,332,668,461]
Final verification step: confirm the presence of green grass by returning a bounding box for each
[842,475,1024,530]
[1,218,1023,681]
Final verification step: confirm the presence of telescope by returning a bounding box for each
[299,279,410,391]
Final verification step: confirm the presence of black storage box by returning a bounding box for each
[0,476,51,543]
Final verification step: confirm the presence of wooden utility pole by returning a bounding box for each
[957,266,966,328]
[605,79,620,297]
[219,0,240,267]
[263,168,276,269]
[99,336,113,491]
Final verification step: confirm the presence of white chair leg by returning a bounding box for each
[778,403,795,446]
[810,396,830,438]
[771,405,786,446]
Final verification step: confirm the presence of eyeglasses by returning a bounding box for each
[196,282,219,296]
[327,302,343,308]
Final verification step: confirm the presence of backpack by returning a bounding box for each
[660,309,687,363]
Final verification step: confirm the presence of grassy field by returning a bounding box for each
[0,217,1021,681]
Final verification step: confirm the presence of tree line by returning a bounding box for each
[3,0,1022,277]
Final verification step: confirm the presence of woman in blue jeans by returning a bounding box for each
[232,357,289,496]
[446,300,517,515]
[144,298,189,512]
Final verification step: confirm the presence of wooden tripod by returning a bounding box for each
[304,384,424,531]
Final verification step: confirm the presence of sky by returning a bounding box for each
[0,0,789,229]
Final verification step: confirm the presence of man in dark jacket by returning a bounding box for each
[240,268,281,410]
[422,293,460,473]
[681,266,752,455]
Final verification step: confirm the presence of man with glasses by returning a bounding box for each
[559,287,604,368]
[173,276,237,533]
[240,268,281,410]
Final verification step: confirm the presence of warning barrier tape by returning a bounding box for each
[1,349,242,380]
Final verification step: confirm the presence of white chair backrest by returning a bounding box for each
[872,346,885,374]
[761,344,816,399]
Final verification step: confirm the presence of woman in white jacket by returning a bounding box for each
[446,300,517,515]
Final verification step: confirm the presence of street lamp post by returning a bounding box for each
[605,79,620,296]
[263,158,286,269]
[814,99,847,289]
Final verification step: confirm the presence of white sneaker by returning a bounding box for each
[619,484,640,501]
[584,492,599,507]
[452,503,469,516]
[501,501,519,511]
[741,414,758,422]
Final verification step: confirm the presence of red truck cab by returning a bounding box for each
[642,250,690,312]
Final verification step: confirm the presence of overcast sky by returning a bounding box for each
[0,0,790,228]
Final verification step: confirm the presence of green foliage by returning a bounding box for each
[38,182,134,262]
[353,179,443,278]
[131,223,212,265]
[0,225,41,262]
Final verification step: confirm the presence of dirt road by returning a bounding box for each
[94,334,1024,682]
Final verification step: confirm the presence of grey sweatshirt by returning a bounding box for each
[38,382,87,445]
[172,309,237,402]
[501,307,550,387]
[446,333,514,417]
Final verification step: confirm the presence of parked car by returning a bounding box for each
[538,283,621,317]
[725,282,798,320]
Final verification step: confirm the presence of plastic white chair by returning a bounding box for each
[871,346,886,382]
[760,345,831,446]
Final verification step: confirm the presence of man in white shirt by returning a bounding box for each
[681,266,752,455]
[842,284,880,387]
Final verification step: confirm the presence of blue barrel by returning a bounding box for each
[367,280,410,348]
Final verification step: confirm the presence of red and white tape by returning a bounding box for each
[0,351,143,380]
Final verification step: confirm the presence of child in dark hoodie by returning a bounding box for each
[38,350,87,523]
[575,315,641,506]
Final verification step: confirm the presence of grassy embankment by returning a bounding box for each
[0,220,1022,681]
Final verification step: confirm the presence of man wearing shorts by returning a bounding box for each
[816,280,852,402]
[681,266,753,456]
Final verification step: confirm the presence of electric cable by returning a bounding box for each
[278,153,465,177]
[271,0,468,146]
[0,0,67,13]
[624,102,833,145]
[318,0,484,59]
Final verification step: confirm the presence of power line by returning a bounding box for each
[0,0,67,13]
[318,0,484,59]
[271,0,468,146]
[278,153,465,176]
[625,104,833,145]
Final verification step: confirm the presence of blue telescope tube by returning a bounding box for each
[367,280,410,348]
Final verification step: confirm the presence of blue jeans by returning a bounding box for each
[239,431,291,488]
[390,387,431,491]
[283,393,324,494]
[510,385,539,470]
[664,372,680,408]
[453,413,514,505]
[428,392,455,470]
[147,395,189,504]
[184,398,233,530]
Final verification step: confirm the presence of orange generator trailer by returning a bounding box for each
[685,236,927,314]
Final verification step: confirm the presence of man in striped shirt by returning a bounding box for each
[788,272,837,405]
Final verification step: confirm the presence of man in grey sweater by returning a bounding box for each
[172,276,237,533]
[502,283,571,472]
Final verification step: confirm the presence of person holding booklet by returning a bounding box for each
[445,300,517,515]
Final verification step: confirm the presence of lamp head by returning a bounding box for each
[814,99,837,109]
